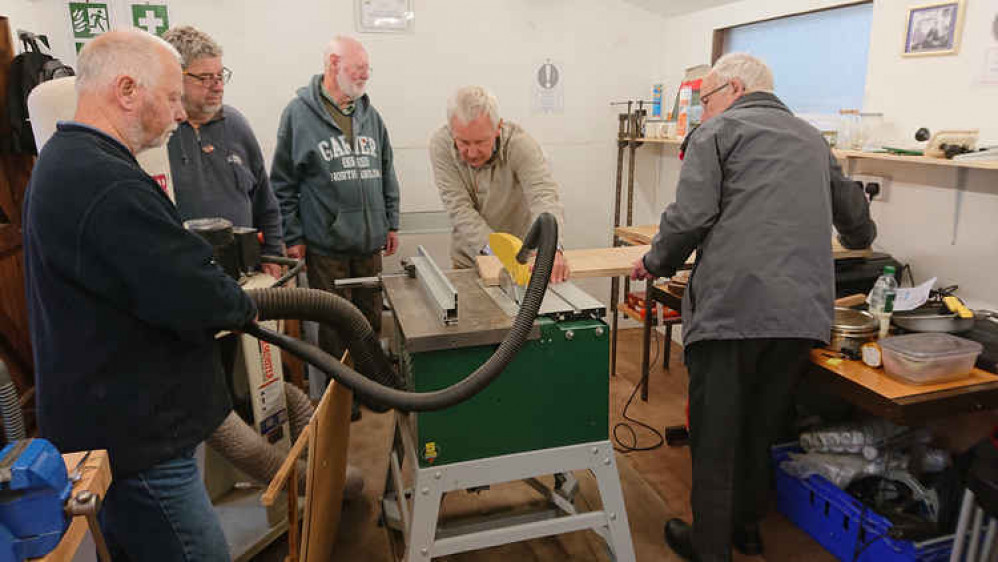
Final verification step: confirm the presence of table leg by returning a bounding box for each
[610,276,620,377]
[640,279,653,402]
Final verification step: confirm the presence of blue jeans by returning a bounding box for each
[100,449,230,561]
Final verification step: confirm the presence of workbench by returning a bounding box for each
[33,450,111,562]
[641,283,998,425]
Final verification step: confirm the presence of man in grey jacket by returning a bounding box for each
[632,53,876,562]
[163,26,283,277]
[429,86,569,282]
[272,36,400,361]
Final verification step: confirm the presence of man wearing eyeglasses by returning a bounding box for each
[271,35,400,394]
[631,53,876,562]
[163,26,284,278]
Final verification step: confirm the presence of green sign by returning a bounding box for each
[131,4,170,36]
[69,2,110,39]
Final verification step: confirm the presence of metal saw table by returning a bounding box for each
[380,269,635,561]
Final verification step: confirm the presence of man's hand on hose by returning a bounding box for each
[262,263,282,279]
[287,244,306,260]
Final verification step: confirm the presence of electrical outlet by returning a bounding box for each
[851,174,892,203]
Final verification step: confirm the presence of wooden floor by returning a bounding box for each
[607,329,836,562]
[254,328,837,561]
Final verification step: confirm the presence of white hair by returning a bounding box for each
[447,86,500,129]
[322,35,362,71]
[711,52,774,93]
[76,29,181,94]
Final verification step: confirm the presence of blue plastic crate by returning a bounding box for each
[772,443,953,562]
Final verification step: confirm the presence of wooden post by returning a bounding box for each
[0,17,37,410]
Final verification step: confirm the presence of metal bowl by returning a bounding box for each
[892,310,975,333]
[830,307,878,352]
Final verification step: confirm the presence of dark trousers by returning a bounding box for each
[305,250,383,359]
[685,338,813,562]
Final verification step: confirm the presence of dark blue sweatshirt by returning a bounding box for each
[23,122,257,477]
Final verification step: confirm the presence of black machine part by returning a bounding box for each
[246,213,559,412]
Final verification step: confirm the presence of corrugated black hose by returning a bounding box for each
[245,212,558,412]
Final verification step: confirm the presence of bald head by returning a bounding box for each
[322,35,370,104]
[74,29,186,155]
[76,29,181,95]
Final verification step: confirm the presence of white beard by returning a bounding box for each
[336,68,366,100]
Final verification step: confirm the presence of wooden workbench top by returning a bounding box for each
[810,349,998,400]
[614,225,873,260]
[33,450,112,562]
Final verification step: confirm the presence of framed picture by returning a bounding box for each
[903,0,965,57]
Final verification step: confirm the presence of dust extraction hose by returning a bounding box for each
[245,212,559,412]
[0,359,25,442]
[206,382,311,491]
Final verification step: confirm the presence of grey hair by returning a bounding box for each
[322,35,360,71]
[161,25,223,68]
[447,86,500,129]
[711,52,774,93]
[76,29,181,94]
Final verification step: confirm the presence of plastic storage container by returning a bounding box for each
[773,443,953,562]
[880,333,983,385]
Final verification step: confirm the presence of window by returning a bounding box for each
[721,2,873,116]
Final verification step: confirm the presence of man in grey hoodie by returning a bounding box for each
[271,36,400,362]
[632,53,876,562]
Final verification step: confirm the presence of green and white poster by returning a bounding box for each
[68,2,111,52]
[131,4,170,37]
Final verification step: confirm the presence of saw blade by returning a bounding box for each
[497,268,526,305]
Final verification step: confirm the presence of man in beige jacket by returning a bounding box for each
[429,86,569,282]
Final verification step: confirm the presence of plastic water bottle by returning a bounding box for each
[868,266,898,338]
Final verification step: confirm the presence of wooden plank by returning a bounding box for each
[300,355,353,562]
[261,424,311,507]
[615,224,872,259]
[810,349,998,400]
[39,450,112,562]
[476,245,650,286]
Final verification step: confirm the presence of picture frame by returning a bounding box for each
[902,0,965,57]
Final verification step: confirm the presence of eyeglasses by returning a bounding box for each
[699,81,730,106]
[184,67,232,86]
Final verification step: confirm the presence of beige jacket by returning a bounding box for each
[429,121,565,268]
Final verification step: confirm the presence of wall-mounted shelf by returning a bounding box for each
[833,149,998,172]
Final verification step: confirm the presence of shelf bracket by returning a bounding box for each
[951,167,969,245]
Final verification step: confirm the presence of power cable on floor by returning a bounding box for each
[613,327,666,453]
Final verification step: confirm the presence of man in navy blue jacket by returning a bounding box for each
[23,29,255,562]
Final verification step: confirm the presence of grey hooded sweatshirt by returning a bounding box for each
[271,75,400,256]
[642,92,876,346]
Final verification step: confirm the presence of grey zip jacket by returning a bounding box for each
[271,75,400,256]
[642,92,876,346]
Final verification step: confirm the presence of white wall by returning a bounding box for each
[657,0,998,309]
[4,0,668,305]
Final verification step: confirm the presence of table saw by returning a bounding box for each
[378,247,635,561]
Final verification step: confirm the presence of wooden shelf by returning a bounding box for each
[833,149,998,171]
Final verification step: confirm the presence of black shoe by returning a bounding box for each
[733,522,764,556]
[664,518,697,561]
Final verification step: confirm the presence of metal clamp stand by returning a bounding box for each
[608,101,648,377]
[65,490,112,562]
